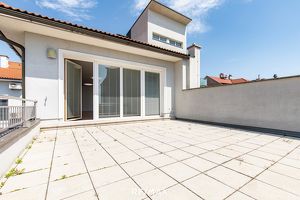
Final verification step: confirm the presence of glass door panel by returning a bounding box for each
[66,60,82,120]
[145,72,160,116]
[123,69,141,117]
[98,65,120,118]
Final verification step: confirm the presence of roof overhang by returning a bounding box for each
[148,0,192,25]
[0,3,189,62]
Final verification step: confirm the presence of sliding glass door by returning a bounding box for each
[95,65,160,119]
[145,72,160,116]
[98,65,120,118]
[123,69,141,117]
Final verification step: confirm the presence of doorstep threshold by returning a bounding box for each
[40,116,171,130]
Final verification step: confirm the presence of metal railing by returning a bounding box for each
[0,96,37,135]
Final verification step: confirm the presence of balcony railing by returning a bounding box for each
[0,96,37,136]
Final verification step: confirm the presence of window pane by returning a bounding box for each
[145,72,160,116]
[123,69,141,117]
[169,40,176,46]
[67,61,81,119]
[159,36,167,43]
[153,34,159,41]
[175,41,182,48]
[99,65,120,118]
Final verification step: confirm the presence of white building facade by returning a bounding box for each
[0,0,201,122]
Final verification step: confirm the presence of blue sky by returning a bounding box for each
[1,0,300,80]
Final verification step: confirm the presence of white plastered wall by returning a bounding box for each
[175,76,300,133]
[148,10,187,54]
[24,32,176,121]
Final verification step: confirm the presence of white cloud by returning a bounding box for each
[133,0,149,13]
[36,0,97,21]
[133,0,223,34]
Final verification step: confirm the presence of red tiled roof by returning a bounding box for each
[231,78,248,84]
[0,61,22,80]
[0,2,189,59]
[206,76,248,85]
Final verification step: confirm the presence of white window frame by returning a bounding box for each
[152,33,183,49]
[58,49,166,121]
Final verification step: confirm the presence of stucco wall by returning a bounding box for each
[25,32,176,120]
[175,73,300,132]
[0,80,22,97]
[148,10,187,54]
[130,9,148,43]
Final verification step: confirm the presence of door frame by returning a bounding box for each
[58,49,167,122]
[64,59,83,121]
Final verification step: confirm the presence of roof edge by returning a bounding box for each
[187,43,201,49]
[0,3,189,60]
[127,0,192,36]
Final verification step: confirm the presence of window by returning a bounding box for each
[152,33,182,49]
[95,66,160,119]
[175,41,182,48]
[145,72,160,116]
[123,69,141,117]
[0,99,8,106]
[98,65,120,118]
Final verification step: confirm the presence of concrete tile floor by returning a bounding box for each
[1,120,300,200]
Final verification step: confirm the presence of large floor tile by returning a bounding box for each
[183,156,216,172]
[0,184,47,200]
[145,154,177,167]
[240,180,299,200]
[256,170,300,196]
[206,166,251,189]
[90,165,128,188]
[199,152,231,164]
[151,184,200,200]
[183,174,234,200]
[165,150,194,161]
[133,169,177,196]
[63,190,98,200]
[269,163,300,180]
[121,159,155,176]
[1,169,49,194]
[225,191,255,200]
[223,159,264,177]
[96,178,147,200]
[46,174,93,200]
[161,162,199,182]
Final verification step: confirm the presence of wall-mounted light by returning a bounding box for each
[47,48,57,59]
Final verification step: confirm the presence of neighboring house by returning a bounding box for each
[0,0,201,121]
[0,55,22,106]
[205,75,248,87]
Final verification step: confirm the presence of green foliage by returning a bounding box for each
[60,175,67,180]
[5,168,25,178]
[15,158,23,164]
[0,182,4,189]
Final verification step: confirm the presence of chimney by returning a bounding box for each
[0,55,9,68]
[187,44,201,88]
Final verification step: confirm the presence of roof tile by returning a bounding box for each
[0,61,22,80]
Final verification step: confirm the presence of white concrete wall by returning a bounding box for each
[130,9,148,43]
[24,32,176,120]
[0,123,40,177]
[0,80,22,97]
[175,76,300,132]
[148,10,187,54]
